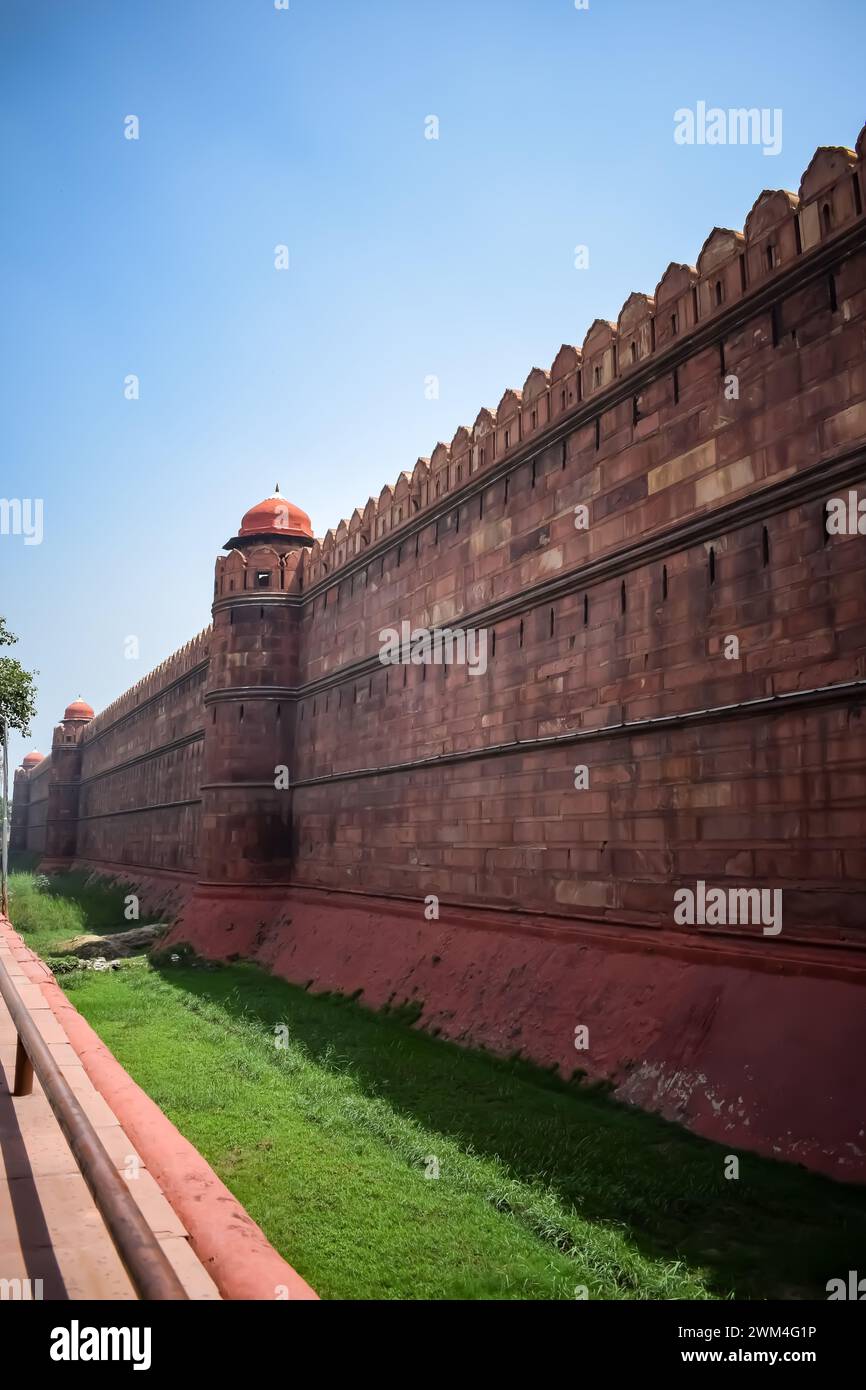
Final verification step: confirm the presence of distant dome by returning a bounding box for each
[22,750,44,770]
[238,485,313,542]
[64,698,94,722]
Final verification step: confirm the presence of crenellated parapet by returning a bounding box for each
[298,126,865,588]
[83,627,213,744]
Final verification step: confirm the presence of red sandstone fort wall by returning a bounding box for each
[12,131,866,1179]
[73,630,211,874]
[22,757,50,855]
[287,139,866,942]
[14,134,866,940]
[9,136,865,914]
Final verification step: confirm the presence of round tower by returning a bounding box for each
[43,698,93,864]
[199,486,312,882]
[10,752,44,852]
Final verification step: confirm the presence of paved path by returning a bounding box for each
[0,930,220,1300]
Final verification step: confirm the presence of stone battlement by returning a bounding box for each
[83,627,212,744]
[303,132,865,587]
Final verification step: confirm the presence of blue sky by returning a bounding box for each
[1,0,864,767]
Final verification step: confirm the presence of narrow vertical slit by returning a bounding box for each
[762,525,770,567]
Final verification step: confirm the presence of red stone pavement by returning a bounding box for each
[0,914,317,1301]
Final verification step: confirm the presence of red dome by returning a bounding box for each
[64,698,94,722]
[22,750,44,770]
[238,485,313,541]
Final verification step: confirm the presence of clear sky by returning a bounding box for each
[1,0,864,768]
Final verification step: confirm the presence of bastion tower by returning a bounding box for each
[9,750,44,852]
[199,487,313,883]
[43,698,94,865]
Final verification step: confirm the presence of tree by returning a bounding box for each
[1,617,37,910]
[0,617,38,736]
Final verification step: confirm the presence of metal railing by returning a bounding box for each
[0,952,188,1300]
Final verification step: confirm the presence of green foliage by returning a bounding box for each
[6,869,162,957]
[0,617,38,737]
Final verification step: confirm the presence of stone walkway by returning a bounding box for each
[0,932,220,1300]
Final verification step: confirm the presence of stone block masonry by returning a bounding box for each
[12,129,866,1178]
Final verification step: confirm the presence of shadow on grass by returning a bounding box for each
[153,957,866,1301]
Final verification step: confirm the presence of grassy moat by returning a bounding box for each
[7,863,866,1301]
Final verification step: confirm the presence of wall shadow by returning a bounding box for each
[155,960,866,1300]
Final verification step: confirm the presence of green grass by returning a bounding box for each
[6,866,165,960]
[8,866,866,1300]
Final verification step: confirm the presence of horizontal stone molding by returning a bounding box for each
[81,660,210,748]
[79,731,205,787]
[297,442,866,701]
[203,686,296,707]
[290,677,866,788]
[211,593,295,616]
[76,798,202,822]
[68,855,200,881]
[200,781,286,791]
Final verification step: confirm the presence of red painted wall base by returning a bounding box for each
[161,881,866,1186]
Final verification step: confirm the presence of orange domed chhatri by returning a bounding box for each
[63,697,94,722]
[22,750,44,769]
[225,484,314,550]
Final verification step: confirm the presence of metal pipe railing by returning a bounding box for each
[0,953,189,1300]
